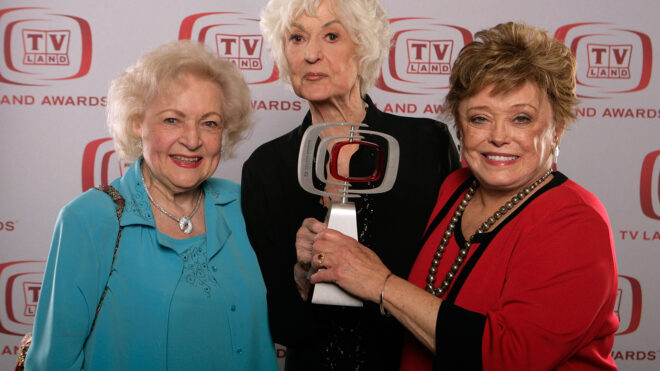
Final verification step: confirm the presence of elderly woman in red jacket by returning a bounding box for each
[299,22,619,370]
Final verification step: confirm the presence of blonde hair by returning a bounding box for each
[444,22,579,135]
[107,40,253,161]
[260,0,390,96]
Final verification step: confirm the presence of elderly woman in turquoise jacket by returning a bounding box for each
[25,40,278,370]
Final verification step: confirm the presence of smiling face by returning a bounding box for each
[284,0,361,102]
[458,81,562,194]
[134,73,224,195]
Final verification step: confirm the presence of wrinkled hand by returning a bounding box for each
[310,228,391,303]
[294,218,327,300]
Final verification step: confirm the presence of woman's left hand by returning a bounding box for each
[313,230,443,353]
[310,228,391,303]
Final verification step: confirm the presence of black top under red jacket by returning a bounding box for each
[241,96,460,370]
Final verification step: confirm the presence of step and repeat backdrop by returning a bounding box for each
[0,0,658,369]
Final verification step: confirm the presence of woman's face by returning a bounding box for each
[134,73,224,194]
[458,81,561,194]
[284,0,360,102]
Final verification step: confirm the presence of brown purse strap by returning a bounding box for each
[85,185,125,340]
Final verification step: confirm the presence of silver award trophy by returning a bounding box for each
[297,122,400,306]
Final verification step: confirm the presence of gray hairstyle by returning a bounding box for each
[260,0,390,96]
[107,40,253,161]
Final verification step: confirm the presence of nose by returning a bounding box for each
[180,122,202,150]
[304,38,321,63]
[489,119,510,146]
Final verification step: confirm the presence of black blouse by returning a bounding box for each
[241,96,460,370]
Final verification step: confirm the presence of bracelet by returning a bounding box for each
[379,272,393,317]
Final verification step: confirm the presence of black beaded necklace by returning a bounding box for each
[425,169,553,296]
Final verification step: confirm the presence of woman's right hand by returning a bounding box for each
[294,218,327,300]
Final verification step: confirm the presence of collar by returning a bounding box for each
[112,158,237,228]
[113,159,155,228]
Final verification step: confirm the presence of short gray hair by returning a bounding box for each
[107,40,253,161]
[445,22,579,135]
[260,0,390,96]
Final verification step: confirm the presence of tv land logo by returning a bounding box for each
[376,18,472,95]
[640,150,660,220]
[554,22,652,99]
[22,29,71,65]
[615,275,642,336]
[179,12,278,84]
[405,39,453,75]
[0,261,45,336]
[81,138,131,192]
[586,43,631,79]
[216,34,263,70]
[0,7,92,86]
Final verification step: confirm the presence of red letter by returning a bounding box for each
[49,33,67,51]
[219,38,237,55]
[410,43,427,60]
[432,43,449,60]
[612,47,629,65]
[591,47,607,64]
[26,33,43,51]
[242,38,259,56]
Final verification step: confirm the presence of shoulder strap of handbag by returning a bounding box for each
[84,185,125,341]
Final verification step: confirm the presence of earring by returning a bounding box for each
[457,138,464,163]
[552,136,559,166]
[137,140,143,150]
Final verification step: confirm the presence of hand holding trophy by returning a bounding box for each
[297,122,399,306]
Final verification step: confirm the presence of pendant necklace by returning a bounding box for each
[426,169,552,296]
[141,172,203,234]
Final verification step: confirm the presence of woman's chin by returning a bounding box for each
[298,86,338,103]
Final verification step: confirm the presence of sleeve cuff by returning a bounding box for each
[434,301,486,370]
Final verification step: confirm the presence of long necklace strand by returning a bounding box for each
[426,169,552,296]
[140,172,203,234]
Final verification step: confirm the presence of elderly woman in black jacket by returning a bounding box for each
[241,0,459,369]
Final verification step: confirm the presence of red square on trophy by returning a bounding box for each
[329,141,384,183]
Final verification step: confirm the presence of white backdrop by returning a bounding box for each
[1,1,659,370]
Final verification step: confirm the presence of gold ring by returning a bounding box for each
[317,253,325,267]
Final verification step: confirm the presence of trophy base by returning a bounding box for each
[311,202,363,307]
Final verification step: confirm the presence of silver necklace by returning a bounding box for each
[426,169,552,297]
[141,172,203,234]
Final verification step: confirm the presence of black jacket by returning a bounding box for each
[241,95,460,370]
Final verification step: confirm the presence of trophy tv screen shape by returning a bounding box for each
[297,123,399,199]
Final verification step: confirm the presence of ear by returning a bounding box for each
[455,119,465,143]
[132,119,143,139]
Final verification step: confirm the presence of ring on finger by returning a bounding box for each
[317,253,325,268]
